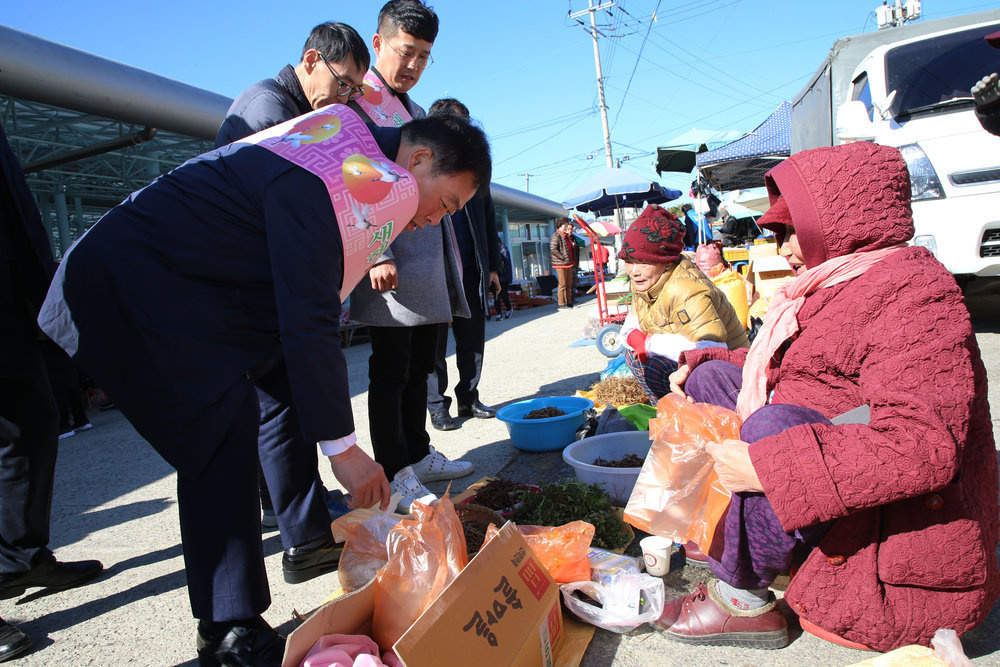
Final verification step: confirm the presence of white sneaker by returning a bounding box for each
[410,446,474,483]
[58,430,76,440]
[390,466,437,513]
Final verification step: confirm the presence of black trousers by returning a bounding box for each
[175,382,270,621]
[427,274,485,414]
[0,349,59,574]
[492,284,511,315]
[255,361,331,549]
[368,324,438,480]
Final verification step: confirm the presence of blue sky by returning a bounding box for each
[3,0,997,205]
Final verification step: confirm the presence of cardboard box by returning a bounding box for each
[283,522,564,667]
[747,241,778,261]
[747,255,795,301]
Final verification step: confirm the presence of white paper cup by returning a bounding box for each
[640,536,674,576]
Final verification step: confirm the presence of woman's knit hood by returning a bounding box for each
[760,142,914,269]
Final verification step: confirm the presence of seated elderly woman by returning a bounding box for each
[618,205,748,403]
[652,141,999,651]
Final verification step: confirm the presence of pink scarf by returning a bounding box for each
[735,245,905,419]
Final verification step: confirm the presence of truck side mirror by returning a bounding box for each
[835,101,877,143]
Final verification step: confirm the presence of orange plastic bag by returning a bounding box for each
[626,394,742,557]
[372,494,468,650]
[485,521,594,584]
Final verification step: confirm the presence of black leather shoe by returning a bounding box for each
[0,555,103,600]
[430,410,457,431]
[282,538,342,584]
[457,401,496,419]
[197,621,285,667]
[0,620,31,663]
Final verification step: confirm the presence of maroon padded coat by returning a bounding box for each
[682,142,1000,651]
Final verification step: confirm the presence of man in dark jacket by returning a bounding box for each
[424,99,501,431]
[0,124,103,661]
[215,22,370,590]
[217,22,369,146]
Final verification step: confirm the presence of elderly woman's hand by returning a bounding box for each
[705,439,764,493]
[668,364,693,401]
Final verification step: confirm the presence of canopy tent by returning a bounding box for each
[655,128,744,174]
[696,102,792,192]
[562,166,682,216]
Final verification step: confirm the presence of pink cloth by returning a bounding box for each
[300,634,403,667]
[735,244,903,419]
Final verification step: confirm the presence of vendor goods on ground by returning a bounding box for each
[525,406,566,419]
[592,453,645,468]
[512,479,632,551]
[590,376,648,407]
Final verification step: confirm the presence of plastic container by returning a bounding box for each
[562,431,652,505]
[496,396,594,452]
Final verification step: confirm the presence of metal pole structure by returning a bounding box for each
[569,1,616,169]
[587,0,615,169]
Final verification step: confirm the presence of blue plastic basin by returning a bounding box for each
[496,396,594,452]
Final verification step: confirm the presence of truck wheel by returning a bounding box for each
[596,324,624,358]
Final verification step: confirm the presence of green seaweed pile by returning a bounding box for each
[510,479,632,550]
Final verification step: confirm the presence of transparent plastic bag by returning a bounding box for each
[559,572,665,633]
[330,506,403,592]
[847,628,971,666]
[932,629,973,666]
[486,521,595,584]
[371,494,468,650]
[625,394,741,557]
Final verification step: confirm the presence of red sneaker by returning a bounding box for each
[650,581,789,649]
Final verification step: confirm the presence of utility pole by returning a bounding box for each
[570,0,616,169]
[519,172,534,193]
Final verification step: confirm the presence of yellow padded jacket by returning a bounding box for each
[632,256,749,350]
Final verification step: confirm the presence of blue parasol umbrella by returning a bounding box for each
[562,166,682,216]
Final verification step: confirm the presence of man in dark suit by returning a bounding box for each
[39,112,490,665]
[0,124,103,662]
[423,98,501,431]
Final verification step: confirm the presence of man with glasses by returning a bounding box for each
[213,21,370,594]
[348,1,478,512]
[217,22,369,146]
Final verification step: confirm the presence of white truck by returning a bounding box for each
[790,9,1000,279]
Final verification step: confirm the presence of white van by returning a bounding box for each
[835,19,1000,278]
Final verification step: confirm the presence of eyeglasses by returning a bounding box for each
[318,54,365,102]
[386,42,434,69]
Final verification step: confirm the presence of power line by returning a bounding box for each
[611,0,661,130]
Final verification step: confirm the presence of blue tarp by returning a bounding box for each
[696,102,792,192]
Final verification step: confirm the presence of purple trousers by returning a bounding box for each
[686,360,832,590]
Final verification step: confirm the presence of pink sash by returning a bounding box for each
[353,70,414,128]
[242,104,417,298]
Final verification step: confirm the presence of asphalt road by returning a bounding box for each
[4,281,999,666]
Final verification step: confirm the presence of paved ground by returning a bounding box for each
[4,281,1000,666]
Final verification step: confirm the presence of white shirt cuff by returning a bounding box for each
[318,432,357,456]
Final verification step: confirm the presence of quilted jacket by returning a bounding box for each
[630,256,749,351]
[681,142,1000,651]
